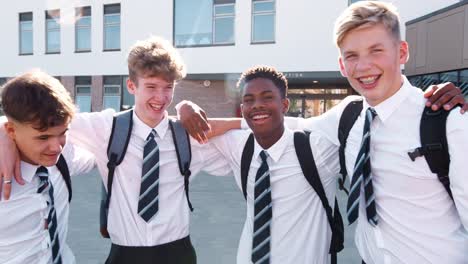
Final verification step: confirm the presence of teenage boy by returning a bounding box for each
[0,71,95,264]
[328,2,468,263]
[206,65,341,263]
[66,37,234,263]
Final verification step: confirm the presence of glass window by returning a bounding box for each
[76,7,91,52]
[460,69,468,98]
[349,0,364,5]
[174,0,235,47]
[103,76,121,111]
[19,12,33,55]
[440,71,458,84]
[420,74,439,89]
[121,76,134,110]
[75,76,92,112]
[46,10,60,53]
[252,0,275,43]
[408,76,422,87]
[104,4,120,50]
[213,2,235,44]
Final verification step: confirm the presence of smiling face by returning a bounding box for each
[5,120,69,166]
[338,23,408,106]
[241,78,289,145]
[127,75,175,127]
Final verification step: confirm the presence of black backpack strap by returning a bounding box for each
[56,154,72,202]
[169,119,193,211]
[240,134,255,200]
[100,109,133,238]
[338,99,363,194]
[294,131,344,263]
[408,106,455,199]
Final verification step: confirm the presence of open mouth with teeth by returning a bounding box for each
[358,75,381,88]
[249,112,271,124]
[149,103,164,111]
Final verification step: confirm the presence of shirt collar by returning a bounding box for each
[132,110,169,140]
[253,127,292,163]
[20,161,56,183]
[362,75,412,123]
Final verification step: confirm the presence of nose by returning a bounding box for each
[355,55,373,72]
[48,136,65,153]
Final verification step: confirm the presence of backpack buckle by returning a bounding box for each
[408,144,443,162]
[408,147,424,161]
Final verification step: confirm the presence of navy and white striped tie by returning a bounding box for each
[252,150,272,264]
[347,107,378,226]
[138,129,160,222]
[37,166,62,264]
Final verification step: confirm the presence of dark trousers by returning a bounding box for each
[105,236,196,264]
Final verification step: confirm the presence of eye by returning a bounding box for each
[38,135,49,140]
[345,54,357,60]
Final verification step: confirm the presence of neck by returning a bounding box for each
[254,125,285,150]
[134,107,164,128]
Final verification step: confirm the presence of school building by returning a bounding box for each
[0,0,463,117]
[405,0,468,97]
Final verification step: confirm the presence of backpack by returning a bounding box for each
[338,99,456,199]
[241,132,344,264]
[56,154,72,202]
[99,109,192,238]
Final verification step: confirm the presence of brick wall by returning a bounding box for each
[170,79,239,118]
[91,76,103,111]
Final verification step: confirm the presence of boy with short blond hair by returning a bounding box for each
[0,71,95,264]
[331,2,468,263]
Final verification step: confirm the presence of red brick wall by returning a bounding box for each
[91,76,103,111]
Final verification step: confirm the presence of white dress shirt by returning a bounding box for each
[290,76,468,264]
[210,127,340,264]
[69,109,231,246]
[0,143,95,264]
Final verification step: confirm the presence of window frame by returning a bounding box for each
[251,0,276,44]
[45,10,61,54]
[19,12,33,55]
[75,6,92,53]
[103,3,121,51]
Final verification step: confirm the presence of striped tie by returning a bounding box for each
[36,166,63,264]
[347,107,378,226]
[138,129,160,222]
[252,151,272,264]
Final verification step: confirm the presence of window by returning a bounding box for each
[75,76,92,112]
[420,74,439,89]
[460,70,468,98]
[75,6,91,52]
[408,76,422,87]
[121,76,134,109]
[349,0,365,5]
[440,71,458,85]
[103,76,121,110]
[19,12,33,55]
[252,0,275,43]
[104,4,120,51]
[46,10,60,53]
[174,0,235,47]
[213,1,235,44]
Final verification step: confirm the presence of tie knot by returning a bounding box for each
[147,129,157,141]
[367,107,377,119]
[260,151,268,162]
[36,166,48,176]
